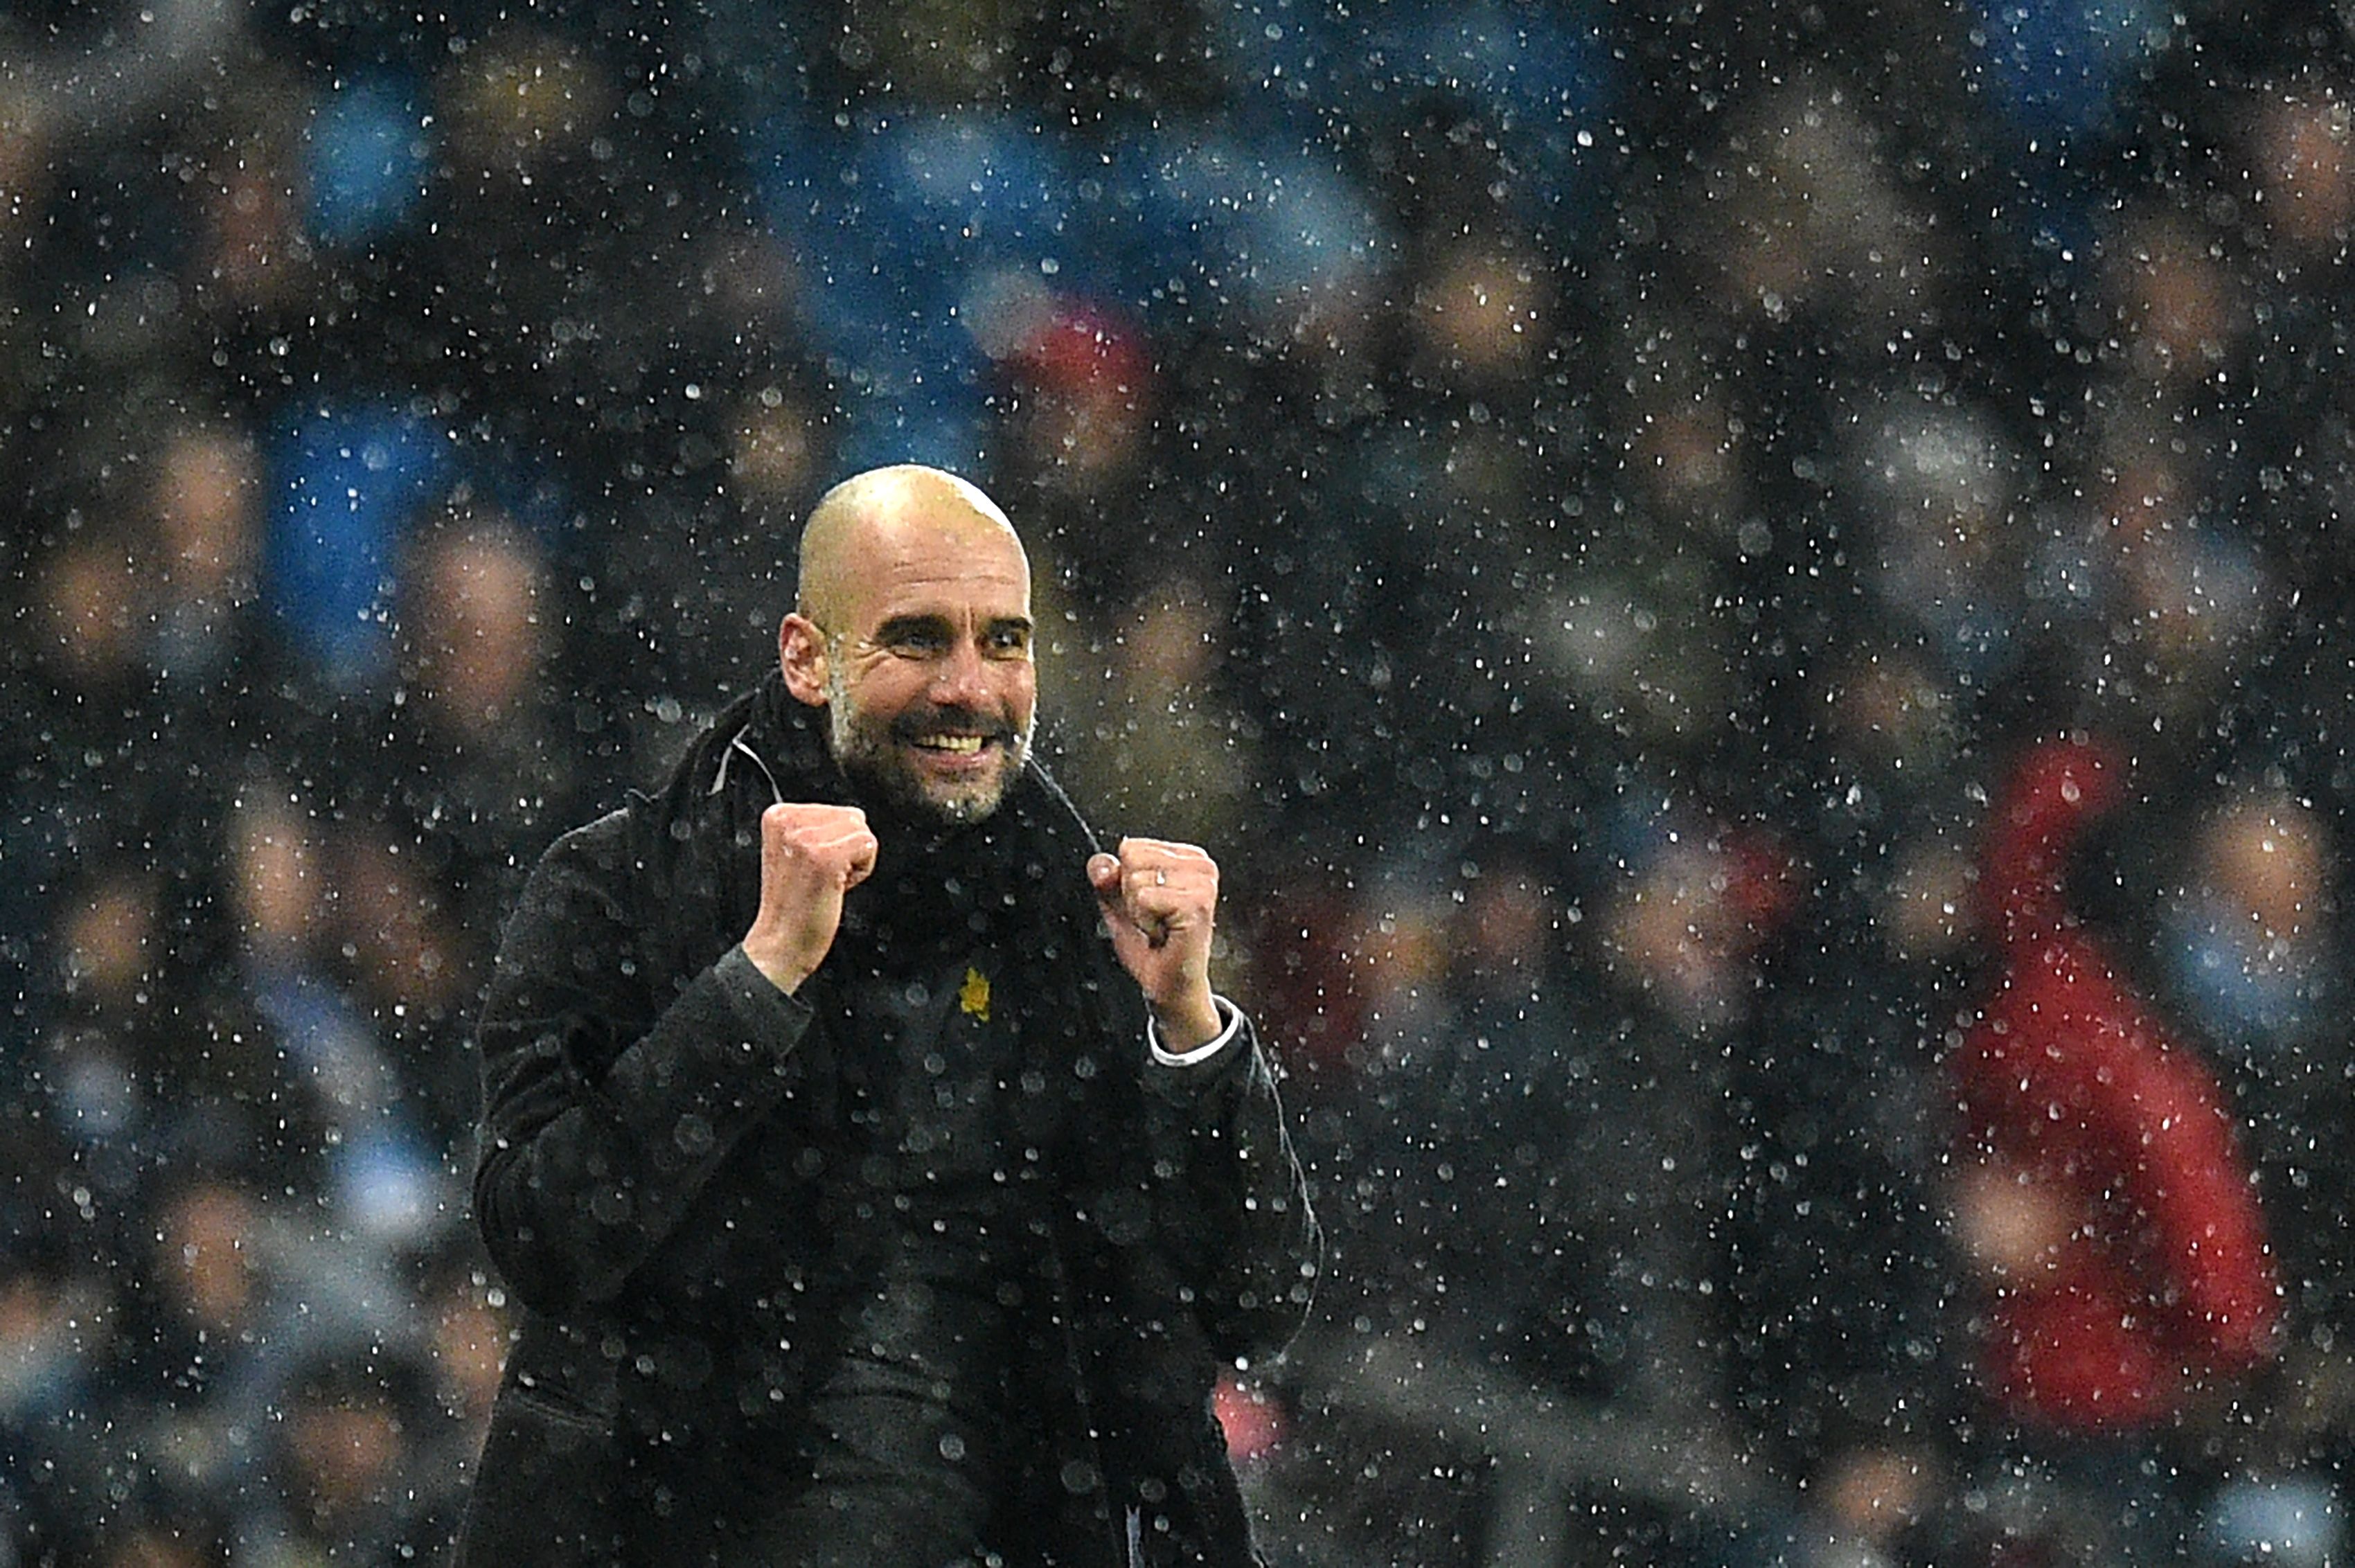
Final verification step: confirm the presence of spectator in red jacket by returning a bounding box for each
[1948,733,2281,1560]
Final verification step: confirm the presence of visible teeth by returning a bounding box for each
[920,735,985,753]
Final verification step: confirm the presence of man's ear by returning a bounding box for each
[779,614,830,706]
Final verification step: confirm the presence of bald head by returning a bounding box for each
[795,464,1024,632]
[778,464,1038,823]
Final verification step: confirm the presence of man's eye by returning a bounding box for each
[988,630,1031,657]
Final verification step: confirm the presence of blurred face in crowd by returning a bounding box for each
[162,1179,262,1333]
[285,1378,408,1526]
[409,518,546,729]
[781,466,1037,825]
[2198,792,2327,950]
[154,427,260,603]
[231,793,319,955]
[2255,89,2355,256]
[62,863,159,1001]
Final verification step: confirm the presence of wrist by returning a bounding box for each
[1150,990,1223,1053]
[741,941,810,995]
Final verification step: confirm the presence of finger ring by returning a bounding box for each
[1153,868,1167,886]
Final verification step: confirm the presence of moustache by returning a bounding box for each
[887,705,1023,747]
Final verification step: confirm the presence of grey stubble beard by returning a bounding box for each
[823,659,1033,826]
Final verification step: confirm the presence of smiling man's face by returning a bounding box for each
[781,470,1038,826]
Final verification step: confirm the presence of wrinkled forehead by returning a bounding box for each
[824,506,1031,635]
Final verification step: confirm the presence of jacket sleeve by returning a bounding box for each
[2081,1018,2281,1366]
[1142,1007,1323,1366]
[472,810,814,1312]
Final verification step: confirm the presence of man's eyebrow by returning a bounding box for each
[988,615,1036,636]
[872,612,954,642]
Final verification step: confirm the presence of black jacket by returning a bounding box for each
[454,672,1319,1566]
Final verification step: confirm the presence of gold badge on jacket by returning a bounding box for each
[959,965,991,1022]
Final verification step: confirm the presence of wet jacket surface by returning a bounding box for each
[454,672,1319,1566]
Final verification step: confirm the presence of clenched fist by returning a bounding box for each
[743,803,879,994]
[1087,837,1222,1051]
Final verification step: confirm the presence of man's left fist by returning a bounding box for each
[1087,837,1223,1051]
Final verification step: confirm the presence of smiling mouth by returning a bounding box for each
[896,706,1015,757]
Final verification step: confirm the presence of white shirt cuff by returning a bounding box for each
[1148,995,1243,1067]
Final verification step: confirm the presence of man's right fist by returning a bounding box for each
[741,803,878,994]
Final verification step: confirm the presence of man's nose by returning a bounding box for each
[930,639,992,706]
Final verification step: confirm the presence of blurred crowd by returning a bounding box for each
[8,0,2355,1563]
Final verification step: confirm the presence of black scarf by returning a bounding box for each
[629,668,1132,1112]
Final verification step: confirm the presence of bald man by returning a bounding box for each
[456,466,1319,1568]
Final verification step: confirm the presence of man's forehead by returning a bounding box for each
[805,488,1028,619]
[837,517,1029,622]
[858,569,1030,621]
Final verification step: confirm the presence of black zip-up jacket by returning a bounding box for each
[454,672,1319,1566]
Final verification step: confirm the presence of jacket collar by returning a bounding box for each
[724,667,1101,853]
[699,670,1101,949]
